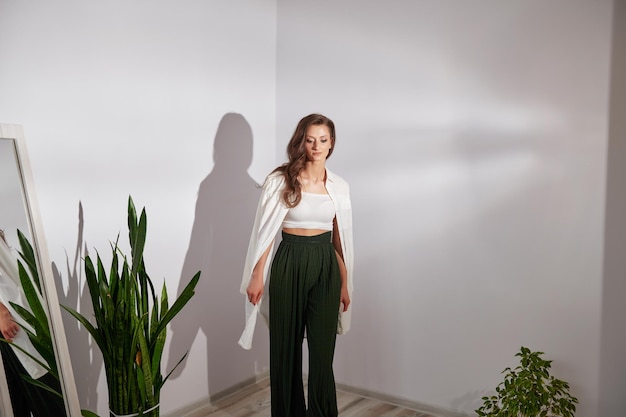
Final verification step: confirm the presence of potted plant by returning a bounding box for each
[476,346,578,417]
[63,197,200,417]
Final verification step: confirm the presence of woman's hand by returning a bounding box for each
[333,243,350,312]
[247,243,273,305]
[0,303,19,342]
[340,285,350,312]
[246,273,264,305]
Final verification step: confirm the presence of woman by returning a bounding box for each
[239,114,354,417]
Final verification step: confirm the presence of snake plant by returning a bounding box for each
[63,197,200,417]
[0,229,60,394]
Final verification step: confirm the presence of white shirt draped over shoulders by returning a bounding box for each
[238,168,354,350]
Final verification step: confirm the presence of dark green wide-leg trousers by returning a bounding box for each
[269,231,341,417]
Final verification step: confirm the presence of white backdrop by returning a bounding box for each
[0,1,623,416]
[0,1,276,415]
[277,2,612,417]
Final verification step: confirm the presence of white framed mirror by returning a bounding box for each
[0,124,81,416]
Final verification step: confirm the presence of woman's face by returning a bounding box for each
[304,124,332,162]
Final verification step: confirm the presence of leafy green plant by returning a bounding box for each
[476,346,578,417]
[63,197,200,417]
[0,229,60,394]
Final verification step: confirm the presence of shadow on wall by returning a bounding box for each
[53,202,103,412]
[167,113,265,396]
[51,114,264,407]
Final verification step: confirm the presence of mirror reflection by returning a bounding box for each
[0,132,78,417]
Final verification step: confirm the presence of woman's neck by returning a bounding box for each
[301,162,326,184]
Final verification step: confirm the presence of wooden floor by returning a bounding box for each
[201,378,438,417]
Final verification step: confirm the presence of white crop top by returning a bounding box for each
[282,192,335,231]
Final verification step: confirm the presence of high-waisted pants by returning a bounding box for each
[269,231,341,417]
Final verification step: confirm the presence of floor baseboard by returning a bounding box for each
[336,382,472,417]
[163,373,472,417]
[161,371,269,417]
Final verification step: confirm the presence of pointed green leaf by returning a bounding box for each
[151,271,200,342]
[16,262,49,339]
[16,229,42,293]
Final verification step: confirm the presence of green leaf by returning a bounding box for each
[16,262,49,340]
[127,197,138,246]
[476,346,578,417]
[84,255,105,324]
[10,303,40,333]
[63,197,200,416]
[21,373,63,398]
[130,210,147,279]
[0,337,54,376]
[161,352,188,389]
[151,271,200,340]
[16,229,42,293]
[61,305,106,356]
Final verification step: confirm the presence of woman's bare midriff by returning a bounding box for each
[282,228,329,236]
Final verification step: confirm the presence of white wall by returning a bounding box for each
[0,1,276,415]
[276,1,612,416]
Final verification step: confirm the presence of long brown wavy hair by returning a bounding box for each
[273,114,336,208]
